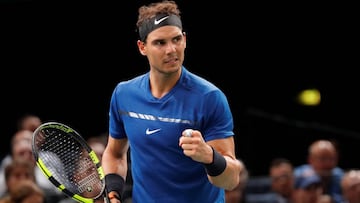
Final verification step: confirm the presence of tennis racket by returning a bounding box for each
[32,121,110,203]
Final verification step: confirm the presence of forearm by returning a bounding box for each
[179,131,243,190]
[102,152,128,178]
[102,137,129,202]
[207,156,243,190]
[102,137,129,179]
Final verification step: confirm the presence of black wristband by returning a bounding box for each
[105,173,125,200]
[203,147,227,176]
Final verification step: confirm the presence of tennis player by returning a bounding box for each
[102,1,243,202]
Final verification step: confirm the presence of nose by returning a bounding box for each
[165,42,176,53]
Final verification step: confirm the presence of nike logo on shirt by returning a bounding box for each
[154,16,169,25]
[145,128,161,135]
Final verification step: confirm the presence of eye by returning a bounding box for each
[173,35,182,43]
[153,40,166,46]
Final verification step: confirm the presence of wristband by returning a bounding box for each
[204,147,227,176]
[105,173,125,200]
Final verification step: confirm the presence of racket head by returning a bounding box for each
[32,122,106,203]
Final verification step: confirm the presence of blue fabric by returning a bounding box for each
[294,167,320,189]
[244,176,271,194]
[109,66,234,203]
[294,164,344,203]
[246,192,288,203]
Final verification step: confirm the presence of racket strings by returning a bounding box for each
[34,128,103,198]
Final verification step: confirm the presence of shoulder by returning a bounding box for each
[181,67,223,96]
[332,167,345,177]
[117,73,148,87]
[113,73,148,94]
[294,164,311,173]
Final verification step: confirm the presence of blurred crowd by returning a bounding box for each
[0,114,132,203]
[226,140,360,203]
[0,114,359,203]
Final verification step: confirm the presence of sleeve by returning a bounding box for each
[109,84,127,139]
[202,89,234,141]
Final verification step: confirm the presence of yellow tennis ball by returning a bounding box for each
[298,89,321,106]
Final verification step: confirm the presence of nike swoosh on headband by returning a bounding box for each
[154,16,170,25]
[146,128,161,135]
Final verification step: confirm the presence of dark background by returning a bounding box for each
[1,1,358,176]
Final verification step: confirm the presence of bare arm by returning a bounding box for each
[206,137,243,190]
[179,130,243,190]
[102,136,129,181]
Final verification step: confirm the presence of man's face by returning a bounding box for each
[140,26,186,75]
[13,139,35,164]
[7,166,35,193]
[309,150,337,176]
[270,163,294,197]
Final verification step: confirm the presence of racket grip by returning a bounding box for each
[104,196,111,203]
[103,187,111,203]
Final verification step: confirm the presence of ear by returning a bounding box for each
[183,32,187,48]
[137,40,146,56]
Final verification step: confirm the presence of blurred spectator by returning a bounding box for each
[292,167,323,203]
[244,158,294,203]
[341,169,360,203]
[0,130,64,202]
[225,159,248,203]
[0,114,42,195]
[16,114,42,132]
[0,158,35,201]
[269,158,295,203]
[0,128,34,169]
[294,139,344,203]
[0,130,34,196]
[10,179,45,203]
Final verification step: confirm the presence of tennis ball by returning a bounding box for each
[298,88,321,106]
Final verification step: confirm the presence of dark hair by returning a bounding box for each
[136,1,181,41]
[5,158,35,182]
[137,1,180,27]
[270,157,293,168]
[11,180,44,203]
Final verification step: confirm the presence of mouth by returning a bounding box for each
[164,57,178,64]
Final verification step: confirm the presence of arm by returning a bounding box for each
[206,137,244,190]
[102,135,129,178]
[179,130,243,190]
[102,136,129,202]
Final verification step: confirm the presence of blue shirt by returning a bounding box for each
[109,66,234,203]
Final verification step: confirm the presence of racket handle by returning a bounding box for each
[103,196,111,203]
[103,187,111,203]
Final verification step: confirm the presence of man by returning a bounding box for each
[268,158,294,203]
[243,158,294,203]
[9,180,45,203]
[101,1,242,202]
[16,114,42,132]
[292,167,324,203]
[294,139,344,203]
[0,130,64,202]
[0,130,34,196]
[341,169,360,203]
[0,158,36,200]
